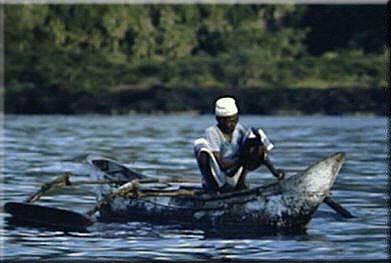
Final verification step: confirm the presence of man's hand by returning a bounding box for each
[262,157,285,180]
[213,152,242,171]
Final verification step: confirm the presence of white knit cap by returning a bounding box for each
[215,97,238,117]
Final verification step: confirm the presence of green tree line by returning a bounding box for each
[4,4,388,114]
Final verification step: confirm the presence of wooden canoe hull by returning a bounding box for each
[87,152,345,229]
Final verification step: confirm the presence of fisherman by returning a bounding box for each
[194,97,285,193]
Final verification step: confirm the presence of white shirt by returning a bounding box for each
[204,123,249,161]
[195,124,274,188]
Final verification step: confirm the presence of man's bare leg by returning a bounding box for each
[235,169,248,190]
[197,152,219,192]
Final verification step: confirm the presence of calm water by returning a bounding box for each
[1,115,388,261]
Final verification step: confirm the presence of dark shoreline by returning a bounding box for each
[5,86,387,116]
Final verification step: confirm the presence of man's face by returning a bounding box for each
[216,114,239,134]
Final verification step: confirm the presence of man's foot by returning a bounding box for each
[235,181,248,191]
[204,189,219,196]
[219,183,235,193]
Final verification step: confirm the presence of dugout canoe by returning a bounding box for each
[86,152,345,230]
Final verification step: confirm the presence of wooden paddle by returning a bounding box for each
[323,196,355,218]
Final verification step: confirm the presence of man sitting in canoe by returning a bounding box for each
[194,97,285,193]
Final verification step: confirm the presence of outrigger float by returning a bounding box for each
[4,152,354,231]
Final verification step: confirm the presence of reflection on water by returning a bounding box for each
[2,115,388,260]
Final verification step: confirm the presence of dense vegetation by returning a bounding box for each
[4,5,388,115]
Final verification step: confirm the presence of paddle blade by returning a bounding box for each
[4,202,94,230]
[323,196,356,218]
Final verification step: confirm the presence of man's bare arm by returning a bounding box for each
[212,151,241,171]
[262,157,285,180]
